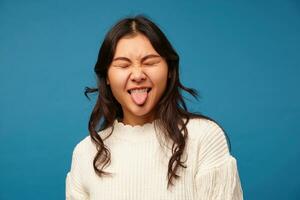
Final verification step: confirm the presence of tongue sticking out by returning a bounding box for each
[130,91,148,105]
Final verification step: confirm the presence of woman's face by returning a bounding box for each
[107,33,168,125]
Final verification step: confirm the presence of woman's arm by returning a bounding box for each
[194,120,243,200]
[66,145,89,200]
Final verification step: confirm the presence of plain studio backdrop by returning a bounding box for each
[0,0,299,199]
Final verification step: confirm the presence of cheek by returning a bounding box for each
[151,67,168,90]
[107,69,128,98]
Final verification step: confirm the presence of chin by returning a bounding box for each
[128,104,155,117]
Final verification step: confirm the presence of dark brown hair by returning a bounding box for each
[84,14,231,189]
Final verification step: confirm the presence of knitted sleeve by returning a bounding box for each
[66,144,89,200]
[194,120,243,200]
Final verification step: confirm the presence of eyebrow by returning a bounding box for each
[112,54,161,62]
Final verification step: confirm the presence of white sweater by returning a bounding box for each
[66,118,243,200]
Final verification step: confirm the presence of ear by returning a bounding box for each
[106,79,110,85]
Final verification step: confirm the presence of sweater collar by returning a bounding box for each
[111,119,159,142]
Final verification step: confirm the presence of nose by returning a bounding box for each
[130,66,146,82]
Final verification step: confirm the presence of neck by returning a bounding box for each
[120,115,156,126]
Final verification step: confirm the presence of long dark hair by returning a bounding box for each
[84,14,231,189]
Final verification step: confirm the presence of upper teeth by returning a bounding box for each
[130,88,148,93]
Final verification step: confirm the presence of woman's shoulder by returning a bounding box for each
[72,135,96,157]
[187,116,230,156]
[185,117,224,140]
[72,126,114,153]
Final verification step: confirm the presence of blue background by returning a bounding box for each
[1,0,299,199]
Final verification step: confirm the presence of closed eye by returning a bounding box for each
[114,65,129,68]
[144,62,159,66]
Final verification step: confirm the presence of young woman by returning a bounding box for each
[66,15,243,200]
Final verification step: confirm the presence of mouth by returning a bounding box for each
[127,88,152,94]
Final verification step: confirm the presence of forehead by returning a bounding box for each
[113,34,159,59]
